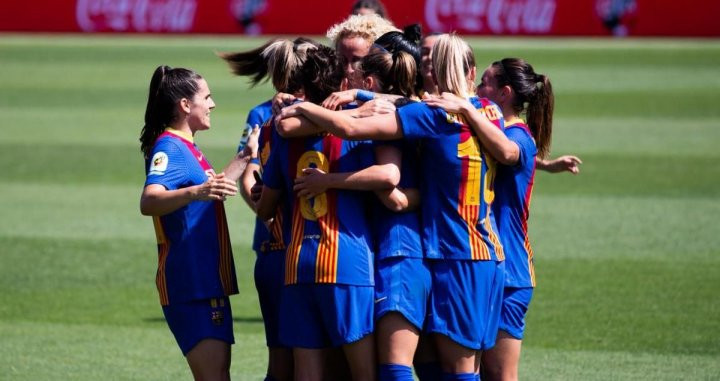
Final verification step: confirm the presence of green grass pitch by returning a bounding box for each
[1,34,719,380]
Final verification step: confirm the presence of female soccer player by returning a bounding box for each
[327,13,399,90]
[424,58,575,381]
[220,37,321,381]
[286,47,428,381]
[256,44,377,381]
[139,66,257,380]
[278,33,507,381]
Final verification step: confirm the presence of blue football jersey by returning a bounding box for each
[373,140,423,259]
[397,97,505,262]
[263,133,376,286]
[493,121,538,287]
[145,130,238,305]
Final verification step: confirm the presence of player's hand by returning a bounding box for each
[540,155,583,174]
[294,167,329,199]
[193,172,238,201]
[322,90,358,111]
[274,102,307,128]
[353,98,396,118]
[271,92,297,115]
[423,92,473,114]
[242,124,261,158]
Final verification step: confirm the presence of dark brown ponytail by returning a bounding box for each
[140,65,201,159]
[493,58,554,158]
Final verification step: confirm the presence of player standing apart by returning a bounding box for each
[139,66,258,380]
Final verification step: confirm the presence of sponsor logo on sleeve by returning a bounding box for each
[148,152,169,175]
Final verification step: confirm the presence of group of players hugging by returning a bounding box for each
[140,10,581,381]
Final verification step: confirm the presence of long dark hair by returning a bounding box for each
[300,45,344,104]
[218,37,319,94]
[140,65,202,159]
[374,23,422,94]
[492,58,554,158]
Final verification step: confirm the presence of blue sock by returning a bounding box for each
[379,363,414,381]
[442,372,478,381]
[414,362,442,381]
[263,376,279,381]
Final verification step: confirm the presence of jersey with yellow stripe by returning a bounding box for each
[397,97,505,262]
[250,105,288,253]
[493,121,537,287]
[145,131,238,306]
[262,133,375,286]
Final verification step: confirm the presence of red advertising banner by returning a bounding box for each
[1,0,719,36]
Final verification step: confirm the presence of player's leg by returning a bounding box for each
[481,287,533,381]
[374,257,431,381]
[185,338,232,381]
[481,332,521,381]
[163,297,235,381]
[279,284,328,381]
[343,333,377,381]
[293,348,325,381]
[322,284,375,381]
[377,312,419,381]
[434,334,477,376]
[255,250,293,381]
[413,335,442,381]
[427,260,505,380]
[267,347,293,381]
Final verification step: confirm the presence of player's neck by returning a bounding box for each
[165,124,194,142]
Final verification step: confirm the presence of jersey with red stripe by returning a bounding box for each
[493,121,537,287]
[262,133,375,286]
[249,102,288,253]
[397,97,505,261]
[144,130,238,306]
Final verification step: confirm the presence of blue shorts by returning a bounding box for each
[279,284,374,348]
[162,296,234,355]
[374,257,432,329]
[254,249,287,348]
[498,287,533,340]
[426,260,505,350]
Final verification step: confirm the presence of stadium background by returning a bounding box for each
[1,0,719,379]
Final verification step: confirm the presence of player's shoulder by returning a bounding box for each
[249,100,273,119]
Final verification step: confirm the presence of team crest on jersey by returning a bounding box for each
[211,310,224,325]
[148,152,168,175]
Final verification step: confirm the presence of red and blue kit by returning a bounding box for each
[397,97,505,262]
[372,139,430,330]
[262,131,375,347]
[247,101,285,254]
[263,134,376,286]
[246,101,290,349]
[145,129,238,306]
[493,120,538,340]
[493,120,538,288]
[397,97,507,350]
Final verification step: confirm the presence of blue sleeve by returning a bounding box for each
[396,102,448,139]
[246,101,273,128]
[261,137,287,190]
[239,101,273,153]
[505,127,537,171]
[144,139,189,190]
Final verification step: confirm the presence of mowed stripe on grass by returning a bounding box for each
[1,35,719,380]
